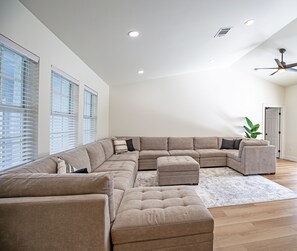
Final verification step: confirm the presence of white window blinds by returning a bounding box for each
[50,69,78,154]
[0,35,39,170]
[83,88,97,144]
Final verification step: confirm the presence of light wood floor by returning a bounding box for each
[209,159,297,251]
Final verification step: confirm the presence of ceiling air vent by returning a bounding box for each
[214,27,232,38]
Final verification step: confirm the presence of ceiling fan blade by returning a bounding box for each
[287,68,297,72]
[254,67,278,70]
[275,59,284,69]
[285,62,297,68]
[270,70,279,76]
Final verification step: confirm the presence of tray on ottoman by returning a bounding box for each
[157,156,200,186]
[111,186,214,251]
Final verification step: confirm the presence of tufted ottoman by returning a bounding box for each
[157,156,200,186]
[111,186,214,251]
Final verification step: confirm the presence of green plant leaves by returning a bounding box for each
[244,126,251,133]
[244,118,261,139]
[245,117,253,128]
[251,132,261,138]
[251,124,260,132]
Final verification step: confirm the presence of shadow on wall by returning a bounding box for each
[112,103,244,137]
[110,67,277,138]
[213,108,246,136]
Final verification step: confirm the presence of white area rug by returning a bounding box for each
[134,167,297,208]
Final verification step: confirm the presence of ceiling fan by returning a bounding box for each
[254,48,297,76]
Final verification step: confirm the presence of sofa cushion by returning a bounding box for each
[85,141,106,171]
[239,139,269,158]
[139,150,170,160]
[95,161,137,175]
[194,137,218,149]
[196,149,226,158]
[222,149,240,161]
[72,168,88,173]
[233,139,242,150]
[168,137,194,150]
[101,139,114,159]
[1,157,57,174]
[57,157,80,174]
[114,188,124,214]
[109,170,135,191]
[157,156,200,172]
[169,150,200,158]
[113,139,128,154]
[220,139,234,149]
[141,137,168,150]
[111,186,214,245]
[0,172,115,221]
[108,151,139,163]
[116,137,141,151]
[56,147,91,173]
[126,139,135,151]
[218,137,242,149]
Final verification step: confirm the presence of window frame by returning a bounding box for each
[0,34,39,170]
[50,67,79,154]
[83,86,97,144]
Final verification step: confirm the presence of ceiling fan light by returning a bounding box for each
[279,69,286,73]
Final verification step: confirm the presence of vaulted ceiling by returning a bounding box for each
[20,0,297,86]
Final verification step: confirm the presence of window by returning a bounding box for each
[50,67,78,154]
[83,88,97,144]
[0,35,39,170]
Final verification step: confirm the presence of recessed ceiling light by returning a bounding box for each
[137,70,144,74]
[209,59,215,64]
[244,19,255,26]
[128,31,139,37]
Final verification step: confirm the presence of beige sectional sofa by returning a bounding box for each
[128,136,276,175]
[0,136,275,250]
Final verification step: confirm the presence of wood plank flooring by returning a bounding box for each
[209,159,297,250]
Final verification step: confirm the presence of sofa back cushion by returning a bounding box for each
[168,137,193,150]
[0,172,115,221]
[1,157,57,175]
[239,139,269,158]
[86,141,106,171]
[57,147,91,173]
[141,137,168,150]
[194,137,218,149]
[100,139,114,159]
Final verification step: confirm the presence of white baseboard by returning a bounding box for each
[283,155,297,162]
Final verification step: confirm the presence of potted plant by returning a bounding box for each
[244,117,262,138]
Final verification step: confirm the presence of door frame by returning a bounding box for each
[262,104,285,159]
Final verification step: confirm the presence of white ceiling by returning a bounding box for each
[234,18,297,87]
[20,0,297,86]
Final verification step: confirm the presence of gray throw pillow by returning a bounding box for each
[233,139,242,150]
[221,139,234,149]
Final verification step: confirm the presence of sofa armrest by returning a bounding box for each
[241,145,276,175]
[0,194,111,251]
[0,172,115,221]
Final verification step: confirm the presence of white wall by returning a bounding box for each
[284,84,297,161]
[110,68,284,137]
[0,0,109,157]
